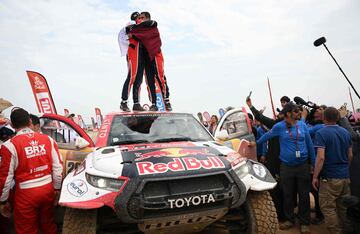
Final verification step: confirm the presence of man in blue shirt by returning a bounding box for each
[253,102,315,233]
[313,107,353,234]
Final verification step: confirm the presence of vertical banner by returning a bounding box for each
[26,71,57,114]
[155,82,165,111]
[91,117,97,130]
[95,107,103,128]
[218,108,225,117]
[203,111,211,123]
[77,115,86,129]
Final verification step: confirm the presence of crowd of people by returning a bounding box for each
[246,95,360,234]
[118,11,172,112]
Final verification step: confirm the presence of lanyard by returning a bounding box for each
[287,123,299,151]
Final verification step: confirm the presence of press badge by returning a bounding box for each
[296,151,301,158]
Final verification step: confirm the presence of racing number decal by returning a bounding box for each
[66,160,81,174]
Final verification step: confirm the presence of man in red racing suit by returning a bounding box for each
[128,11,172,111]
[0,108,63,234]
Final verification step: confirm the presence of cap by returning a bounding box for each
[280,102,299,115]
[130,12,140,21]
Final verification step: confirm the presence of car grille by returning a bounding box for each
[127,173,236,219]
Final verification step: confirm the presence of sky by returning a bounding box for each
[1,0,360,122]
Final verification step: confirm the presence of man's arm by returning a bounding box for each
[247,98,275,129]
[127,20,157,33]
[0,143,17,202]
[256,124,280,145]
[312,147,325,190]
[338,117,360,142]
[49,138,63,190]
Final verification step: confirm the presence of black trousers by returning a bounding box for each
[121,44,145,104]
[280,163,311,225]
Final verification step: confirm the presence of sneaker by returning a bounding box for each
[300,225,311,234]
[279,221,294,230]
[149,104,158,111]
[165,102,172,111]
[133,103,145,112]
[120,101,130,112]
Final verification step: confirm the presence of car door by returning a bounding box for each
[40,113,95,175]
[214,108,257,160]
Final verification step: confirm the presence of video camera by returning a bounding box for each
[293,96,321,125]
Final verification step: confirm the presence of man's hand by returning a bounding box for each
[339,106,347,118]
[0,202,12,218]
[54,190,61,206]
[248,141,256,147]
[301,108,309,120]
[246,97,253,108]
[312,177,319,191]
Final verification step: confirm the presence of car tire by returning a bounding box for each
[62,208,97,234]
[244,191,278,234]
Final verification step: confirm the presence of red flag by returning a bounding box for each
[27,71,57,114]
[267,77,276,119]
[95,107,103,128]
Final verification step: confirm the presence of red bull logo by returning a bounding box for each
[136,156,225,175]
[135,148,214,161]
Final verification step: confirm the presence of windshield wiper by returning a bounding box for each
[110,140,150,146]
[152,137,193,143]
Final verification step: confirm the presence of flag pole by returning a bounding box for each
[267,77,276,119]
[349,87,356,114]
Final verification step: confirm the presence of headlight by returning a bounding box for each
[86,173,125,192]
[234,161,251,179]
[252,164,267,178]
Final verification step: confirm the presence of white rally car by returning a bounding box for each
[59,112,278,234]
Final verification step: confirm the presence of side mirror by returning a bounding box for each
[75,137,90,149]
[215,129,229,141]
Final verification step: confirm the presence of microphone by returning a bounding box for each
[314,37,326,47]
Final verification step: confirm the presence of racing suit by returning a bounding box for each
[129,20,171,104]
[119,22,144,104]
[0,128,63,234]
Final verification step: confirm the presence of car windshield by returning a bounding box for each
[108,113,213,145]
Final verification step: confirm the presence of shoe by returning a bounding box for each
[279,221,294,230]
[133,103,145,112]
[311,216,324,225]
[165,102,172,111]
[149,104,158,111]
[300,225,311,234]
[120,101,130,112]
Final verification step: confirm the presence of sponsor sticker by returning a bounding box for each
[168,194,215,209]
[136,156,225,175]
[135,148,214,161]
[67,179,88,197]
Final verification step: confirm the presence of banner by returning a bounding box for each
[91,117,97,129]
[155,81,165,111]
[95,107,103,128]
[27,71,57,114]
[77,115,86,129]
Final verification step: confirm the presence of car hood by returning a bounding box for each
[91,142,234,178]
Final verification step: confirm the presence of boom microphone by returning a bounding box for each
[294,96,308,106]
[314,37,326,47]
